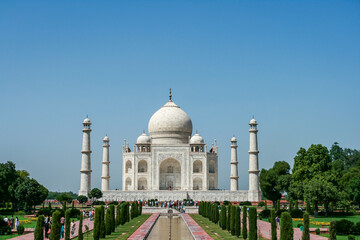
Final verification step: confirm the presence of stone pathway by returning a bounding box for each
[181,214,213,240]
[128,213,160,240]
[10,218,94,240]
[256,219,328,240]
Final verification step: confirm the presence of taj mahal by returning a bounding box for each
[78,91,261,202]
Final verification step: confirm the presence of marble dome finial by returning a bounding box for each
[169,88,172,102]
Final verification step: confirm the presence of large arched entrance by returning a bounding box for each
[159,158,181,190]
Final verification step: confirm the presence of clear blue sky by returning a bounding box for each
[1,0,359,193]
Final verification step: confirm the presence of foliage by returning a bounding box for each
[0,216,11,235]
[242,206,247,240]
[302,213,309,240]
[280,212,293,240]
[109,201,119,205]
[65,209,71,240]
[335,219,355,235]
[78,212,83,240]
[220,204,227,230]
[47,191,77,200]
[271,209,277,240]
[240,201,252,206]
[34,215,44,240]
[230,205,235,235]
[249,207,257,240]
[93,207,100,240]
[50,210,61,240]
[77,195,88,205]
[258,201,266,207]
[14,177,48,209]
[105,208,112,235]
[290,209,303,218]
[315,228,320,234]
[116,204,121,226]
[88,188,103,200]
[329,221,336,240]
[260,161,291,206]
[235,206,241,237]
[259,209,271,218]
[110,204,115,232]
[92,200,105,205]
[56,193,73,204]
[17,225,25,235]
[100,205,106,238]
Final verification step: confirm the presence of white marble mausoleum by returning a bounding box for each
[78,91,261,202]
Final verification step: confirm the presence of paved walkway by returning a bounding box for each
[128,213,160,240]
[182,214,213,240]
[10,218,94,240]
[256,219,328,240]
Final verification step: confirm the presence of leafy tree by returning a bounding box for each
[34,215,45,240]
[260,161,291,207]
[270,209,277,240]
[14,177,48,211]
[242,206,247,239]
[78,212,83,240]
[50,210,61,240]
[347,176,360,207]
[88,188,103,201]
[235,206,241,237]
[77,195,88,207]
[280,212,293,240]
[302,213,309,240]
[0,161,17,202]
[249,207,257,240]
[65,209,71,240]
[47,191,77,200]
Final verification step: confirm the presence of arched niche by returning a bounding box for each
[126,160,132,173]
[193,160,202,173]
[125,177,132,190]
[159,158,181,190]
[193,177,203,190]
[138,160,147,173]
[138,177,148,190]
[209,160,216,173]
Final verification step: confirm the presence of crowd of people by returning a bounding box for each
[3,216,20,230]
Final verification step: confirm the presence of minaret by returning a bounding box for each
[248,117,261,201]
[230,136,239,191]
[101,135,110,191]
[79,117,92,196]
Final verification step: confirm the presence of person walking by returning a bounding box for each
[10,216,14,229]
[70,220,76,236]
[276,216,280,229]
[15,217,19,230]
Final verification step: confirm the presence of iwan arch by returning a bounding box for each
[78,91,261,201]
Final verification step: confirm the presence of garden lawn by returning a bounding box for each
[319,234,349,240]
[72,214,151,240]
[0,215,37,228]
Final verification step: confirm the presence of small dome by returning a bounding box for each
[136,133,151,144]
[250,118,257,125]
[190,133,204,144]
[103,136,109,142]
[231,136,237,142]
[83,117,91,124]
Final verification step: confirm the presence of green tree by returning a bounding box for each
[116,204,121,226]
[78,212,83,240]
[62,202,67,212]
[227,204,231,231]
[302,213,309,240]
[347,176,360,207]
[77,195,88,208]
[270,209,277,240]
[110,204,115,232]
[88,188,103,201]
[34,215,45,240]
[230,205,235,235]
[0,161,17,203]
[235,206,241,237]
[65,209,71,240]
[214,203,219,224]
[93,207,100,240]
[242,207,247,240]
[260,161,291,208]
[249,207,257,240]
[120,203,126,225]
[100,205,106,238]
[50,210,61,240]
[56,193,73,204]
[220,205,227,230]
[105,208,112,235]
[280,212,293,240]
[14,177,48,211]
[329,221,336,240]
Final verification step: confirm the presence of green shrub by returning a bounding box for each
[109,201,119,205]
[0,216,11,235]
[270,209,277,240]
[241,201,252,206]
[92,201,105,205]
[297,223,303,228]
[302,213,309,240]
[50,210,61,240]
[93,207,101,240]
[69,208,80,218]
[36,208,52,217]
[335,219,354,235]
[315,228,320,235]
[105,208,112,235]
[78,213,83,240]
[348,235,355,240]
[259,209,271,218]
[35,215,45,240]
[230,205,235,235]
[249,207,257,240]
[100,206,106,238]
[280,212,293,240]
[235,206,241,237]
[290,209,303,218]
[223,201,231,205]
[110,204,115,232]
[65,209,71,240]
[227,204,231,231]
[17,225,25,235]
[220,204,227,230]
[242,207,248,240]
[258,201,265,207]
[329,221,336,240]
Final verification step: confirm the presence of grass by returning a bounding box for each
[319,233,352,240]
[72,214,151,240]
[0,215,37,228]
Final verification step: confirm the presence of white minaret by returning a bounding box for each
[230,136,239,191]
[101,135,110,191]
[248,117,261,201]
[79,117,92,196]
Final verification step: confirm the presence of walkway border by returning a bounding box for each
[128,213,160,240]
[181,214,213,240]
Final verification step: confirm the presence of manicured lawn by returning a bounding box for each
[0,215,37,228]
[72,214,151,240]
[319,233,349,240]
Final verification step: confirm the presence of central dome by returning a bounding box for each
[148,100,193,144]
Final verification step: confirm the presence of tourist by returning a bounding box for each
[276,216,280,229]
[70,220,76,236]
[15,217,19,230]
[60,216,65,226]
[3,216,8,223]
[10,216,14,229]
[44,215,50,238]
[60,224,64,238]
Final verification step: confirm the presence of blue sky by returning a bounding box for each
[1,0,359,192]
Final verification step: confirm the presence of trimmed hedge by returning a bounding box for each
[249,207,257,240]
[242,206,247,240]
[78,213,83,240]
[235,206,241,237]
[50,210,61,240]
[270,209,277,240]
[280,212,293,240]
[259,209,271,219]
[329,221,336,240]
[34,215,45,240]
[302,213,309,240]
[65,209,71,240]
[17,225,25,235]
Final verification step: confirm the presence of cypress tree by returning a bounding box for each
[242,206,248,240]
[63,201,66,212]
[121,203,126,225]
[302,213,310,240]
[100,206,106,238]
[231,205,236,235]
[110,204,115,232]
[235,206,241,237]
[34,215,45,240]
[78,212,83,240]
[126,203,130,222]
[93,207,101,240]
[249,207,257,240]
[116,205,121,226]
[294,201,298,210]
[289,201,293,212]
[276,200,280,212]
[280,212,293,240]
[105,208,112,235]
[50,210,61,240]
[265,201,268,210]
[220,205,226,229]
[48,202,52,211]
[72,201,75,209]
[305,201,311,214]
[270,209,277,240]
[65,209,71,240]
[329,221,336,240]
[139,201,142,216]
[226,204,231,231]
